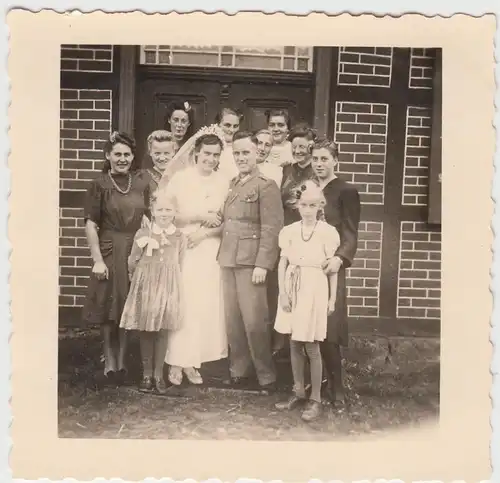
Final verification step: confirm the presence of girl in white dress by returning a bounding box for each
[161,131,230,386]
[274,180,340,422]
[215,107,242,182]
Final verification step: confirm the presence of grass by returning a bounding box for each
[58,327,440,440]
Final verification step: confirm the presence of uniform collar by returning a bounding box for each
[236,167,259,186]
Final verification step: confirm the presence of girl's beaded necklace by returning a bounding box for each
[108,171,132,194]
[301,220,318,242]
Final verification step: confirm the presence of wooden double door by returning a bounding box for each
[135,71,314,165]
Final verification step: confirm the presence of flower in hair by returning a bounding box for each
[109,131,118,143]
[184,101,191,112]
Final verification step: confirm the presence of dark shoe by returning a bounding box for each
[139,376,154,393]
[301,400,322,422]
[259,382,277,394]
[275,395,306,411]
[154,377,168,394]
[223,376,250,386]
[102,370,117,387]
[116,368,128,386]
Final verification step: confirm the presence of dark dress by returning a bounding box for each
[82,170,151,325]
[267,162,317,325]
[322,177,361,345]
[280,162,316,226]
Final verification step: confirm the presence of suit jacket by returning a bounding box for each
[217,169,284,270]
[322,177,361,268]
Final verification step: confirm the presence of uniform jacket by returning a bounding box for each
[217,169,284,270]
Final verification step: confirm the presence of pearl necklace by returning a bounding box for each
[108,171,132,194]
[301,221,318,242]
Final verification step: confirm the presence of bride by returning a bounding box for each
[157,125,229,386]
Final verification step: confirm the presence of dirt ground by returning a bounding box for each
[58,327,440,440]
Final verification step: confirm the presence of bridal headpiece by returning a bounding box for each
[193,124,226,146]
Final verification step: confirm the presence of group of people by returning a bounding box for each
[82,101,361,422]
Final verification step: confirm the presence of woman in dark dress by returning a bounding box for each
[281,125,318,226]
[311,139,361,404]
[272,125,318,355]
[83,131,151,383]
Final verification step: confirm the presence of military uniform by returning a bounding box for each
[217,169,284,386]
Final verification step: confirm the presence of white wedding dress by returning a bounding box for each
[163,166,230,368]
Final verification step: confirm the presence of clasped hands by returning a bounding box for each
[186,211,223,249]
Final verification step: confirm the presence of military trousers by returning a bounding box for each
[221,267,276,386]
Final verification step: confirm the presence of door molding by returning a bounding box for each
[137,64,314,86]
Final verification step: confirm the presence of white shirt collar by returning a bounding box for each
[152,223,176,235]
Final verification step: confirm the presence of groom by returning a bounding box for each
[217,131,284,391]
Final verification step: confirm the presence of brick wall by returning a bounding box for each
[402,106,432,206]
[337,47,393,88]
[61,45,113,72]
[409,48,434,89]
[334,101,388,205]
[59,88,112,307]
[397,222,441,319]
[346,222,383,317]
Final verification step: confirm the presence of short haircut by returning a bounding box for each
[232,130,258,146]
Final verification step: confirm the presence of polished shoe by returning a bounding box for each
[183,367,203,385]
[275,395,306,411]
[139,376,154,393]
[301,400,322,422]
[154,377,168,394]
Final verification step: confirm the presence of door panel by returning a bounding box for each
[227,83,314,131]
[135,75,314,167]
[136,78,221,165]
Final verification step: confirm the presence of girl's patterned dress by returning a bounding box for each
[120,224,186,332]
[274,221,341,342]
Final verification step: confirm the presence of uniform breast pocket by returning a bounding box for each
[236,234,261,265]
[240,192,259,218]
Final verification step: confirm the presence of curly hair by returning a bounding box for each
[214,107,244,124]
[102,131,139,172]
[311,138,339,159]
[265,109,291,130]
[288,124,318,144]
[165,100,196,142]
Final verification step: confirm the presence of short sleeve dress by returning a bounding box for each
[119,224,186,332]
[274,221,341,342]
[82,170,151,325]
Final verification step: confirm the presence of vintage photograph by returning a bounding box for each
[56,44,442,440]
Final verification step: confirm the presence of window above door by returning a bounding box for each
[139,45,313,72]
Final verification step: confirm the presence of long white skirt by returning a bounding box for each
[165,234,227,368]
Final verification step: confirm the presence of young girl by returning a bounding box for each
[274,180,340,422]
[120,191,186,394]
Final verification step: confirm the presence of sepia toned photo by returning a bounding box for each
[8,11,493,481]
[57,43,442,440]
